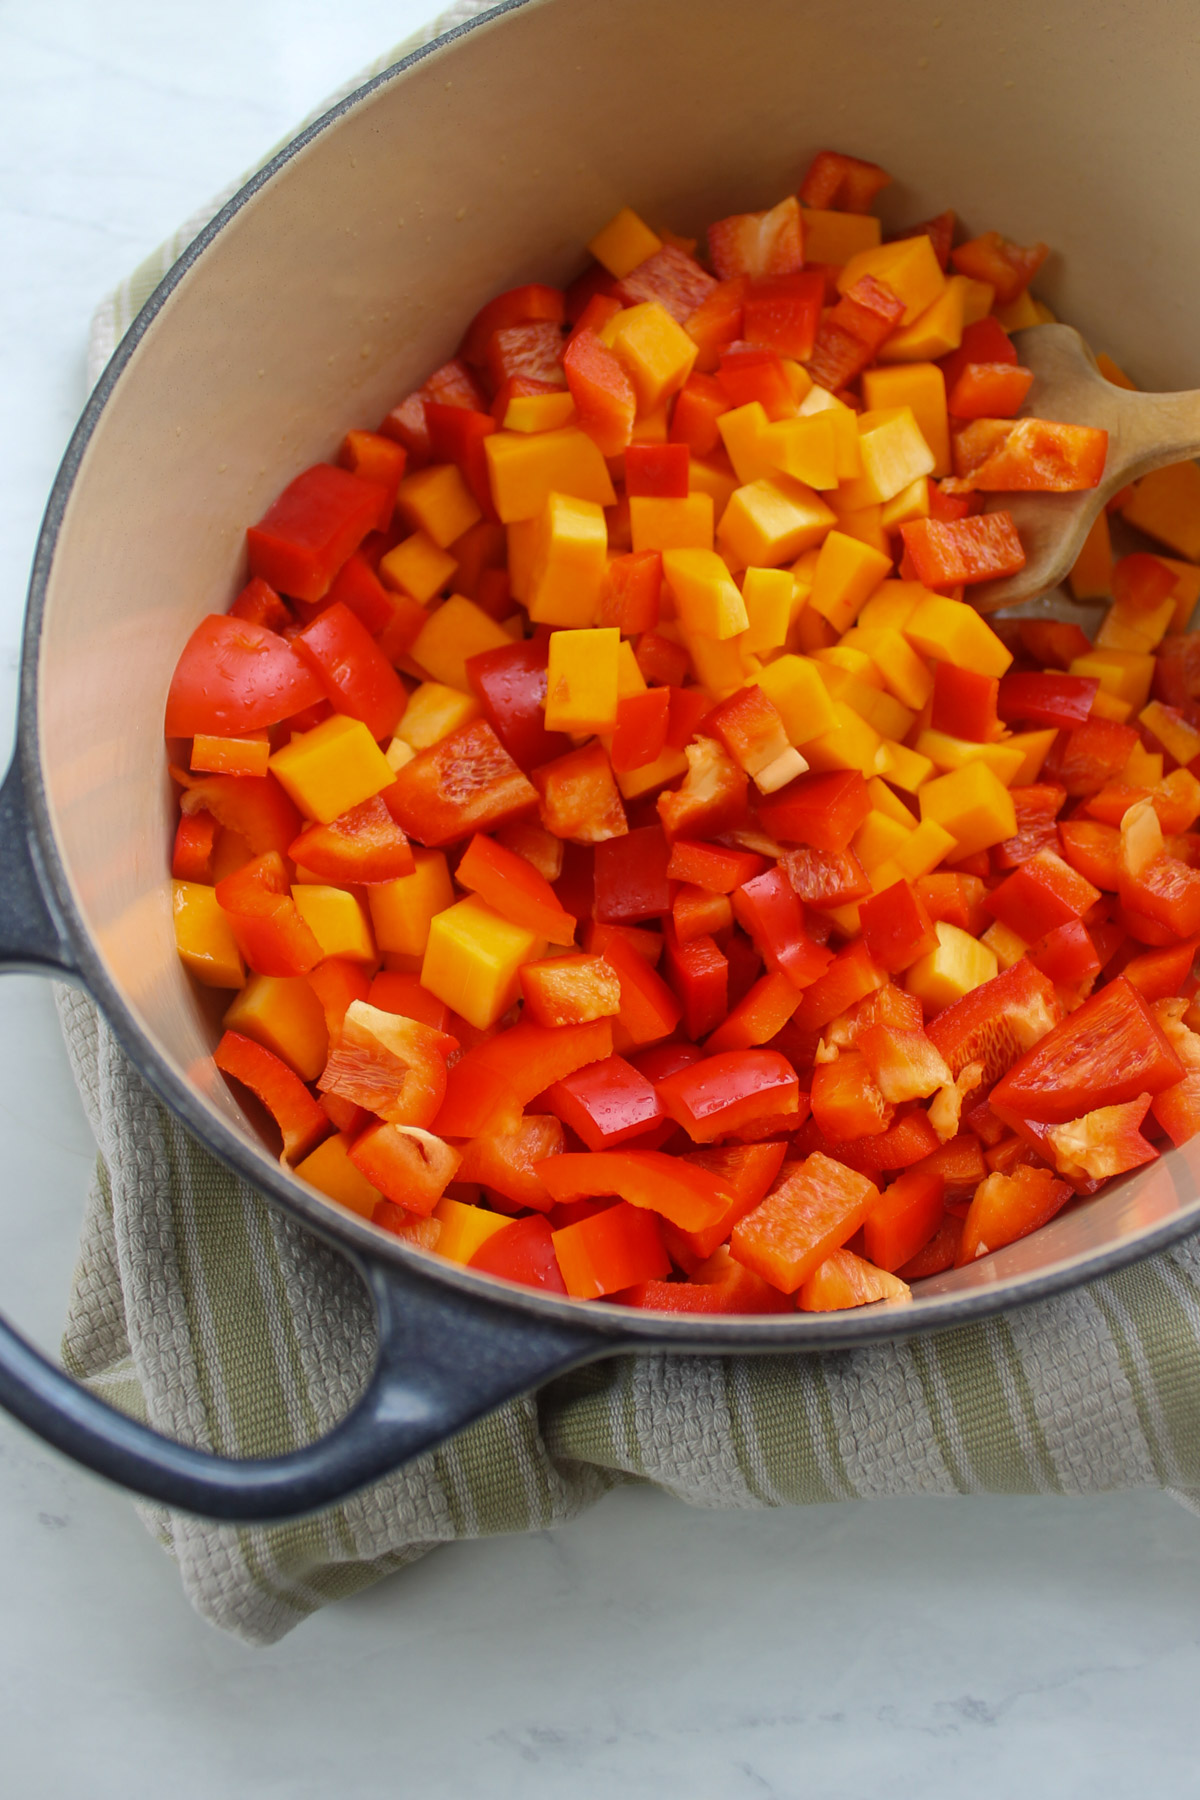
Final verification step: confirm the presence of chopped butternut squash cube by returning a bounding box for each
[905,595,1013,679]
[527,492,609,627]
[290,885,376,964]
[485,426,616,524]
[223,973,328,1081]
[545,627,621,734]
[172,881,244,990]
[718,477,837,569]
[808,530,891,634]
[412,594,513,691]
[906,922,998,1011]
[420,895,544,1030]
[1069,649,1155,712]
[433,1195,512,1265]
[396,462,482,549]
[608,302,698,411]
[269,714,396,824]
[662,547,749,639]
[379,530,457,604]
[837,235,947,324]
[588,207,662,279]
[394,682,481,751]
[756,653,840,745]
[918,761,1017,859]
[294,1133,383,1218]
[367,849,454,958]
[861,363,951,479]
[629,493,714,553]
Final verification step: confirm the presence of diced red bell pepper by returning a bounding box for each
[1043,717,1140,797]
[985,847,1101,940]
[543,1054,666,1152]
[321,550,399,637]
[657,1142,790,1268]
[1018,618,1094,671]
[717,344,798,420]
[387,719,538,847]
[757,768,872,853]
[624,443,690,499]
[859,879,938,974]
[862,1168,945,1274]
[661,920,729,1040]
[305,959,372,1039]
[731,868,833,988]
[246,464,387,602]
[190,732,272,780]
[1028,917,1101,984]
[214,1030,328,1163]
[658,737,749,841]
[484,320,566,391]
[991,975,1184,1125]
[780,845,871,910]
[534,742,628,846]
[600,930,681,1049]
[1154,632,1200,708]
[551,1201,671,1299]
[796,940,887,1032]
[519,952,620,1028]
[957,1163,1071,1266]
[896,1211,963,1279]
[808,275,906,392]
[599,551,663,636]
[165,615,326,739]
[731,1151,878,1293]
[425,403,497,520]
[172,810,217,883]
[1112,551,1180,613]
[562,327,636,457]
[456,831,577,943]
[593,824,671,923]
[656,1049,800,1143]
[663,686,712,750]
[455,1114,566,1212]
[913,871,984,934]
[992,783,1067,872]
[708,197,805,281]
[1120,852,1200,940]
[927,957,1060,1084]
[319,1001,458,1128]
[799,149,892,212]
[1122,938,1200,1003]
[436,1017,614,1139]
[796,1104,940,1176]
[611,688,672,774]
[634,631,691,688]
[947,362,1034,420]
[857,1024,951,1105]
[997,672,1099,730]
[811,1050,893,1141]
[568,293,624,342]
[950,231,1048,305]
[929,663,1000,742]
[899,512,1025,586]
[666,838,767,893]
[467,636,572,773]
[797,1248,912,1311]
[294,603,406,741]
[467,1213,567,1293]
[703,970,803,1053]
[381,358,489,465]
[965,419,1109,493]
[938,317,1018,392]
[615,244,718,323]
[338,428,407,518]
[1058,818,1122,889]
[349,1122,461,1215]
[682,278,747,371]
[229,576,293,632]
[459,283,566,367]
[614,1273,777,1313]
[368,970,451,1032]
[741,272,825,363]
[536,1148,734,1233]
[670,372,730,454]
[896,208,956,269]
[909,1132,989,1197]
[289,794,415,884]
[1044,1092,1158,1184]
[672,885,733,941]
[214,851,322,977]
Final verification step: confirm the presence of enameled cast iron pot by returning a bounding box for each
[4,0,1200,1523]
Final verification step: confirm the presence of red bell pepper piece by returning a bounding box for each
[669,372,730,455]
[634,631,691,688]
[779,845,871,910]
[741,272,825,363]
[246,464,387,602]
[663,686,712,750]
[543,1054,667,1152]
[707,199,805,281]
[568,293,624,342]
[214,851,322,977]
[985,847,1101,940]
[349,1122,461,1215]
[165,615,326,738]
[614,1275,780,1314]
[468,1214,567,1294]
[484,320,566,391]
[387,718,538,847]
[1154,631,1200,708]
[811,1050,894,1141]
[319,1001,458,1129]
[913,872,983,934]
[758,768,872,854]
[304,959,371,1040]
[682,278,747,371]
[938,317,1018,391]
[455,1114,566,1212]
[611,688,671,774]
[1043,1092,1159,1184]
[562,327,636,457]
[796,940,887,1032]
[807,274,906,392]
[290,794,415,884]
[1112,552,1179,613]
[294,603,406,741]
[321,550,399,636]
[815,1107,941,1178]
[950,231,1048,304]
[965,419,1109,493]
[1048,717,1142,797]
[704,970,804,1053]
[656,1049,800,1143]
[466,636,571,773]
[615,244,718,323]
[551,1201,671,1299]
[189,731,271,780]
[1028,917,1101,984]
[519,952,620,1028]
[459,283,566,367]
[957,1163,1071,1265]
[1122,938,1200,1003]
[666,838,767,893]
[229,576,292,632]
[672,885,733,941]
[624,442,690,499]
[534,742,629,845]
[658,737,749,842]
[860,879,939,974]
[895,208,957,269]
[799,149,891,212]
[717,344,799,420]
[1058,818,1122,889]
[1120,852,1200,940]
[991,976,1184,1125]
[599,551,662,636]
[661,920,729,1040]
[435,1017,614,1139]
[381,358,489,466]
[996,672,1099,730]
[899,513,1025,586]
[731,868,833,988]
[992,783,1067,872]
[456,831,577,944]
[660,1142,790,1266]
[929,663,1000,742]
[213,1030,328,1163]
[599,930,681,1048]
[896,1212,963,1279]
[731,1151,879,1293]
[536,1149,734,1233]
[593,824,672,923]
[1018,618,1094,670]
[862,1169,945,1274]
[946,363,1034,420]
[171,810,217,883]
[926,957,1060,1084]
[425,403,498,519]
[366,970,450,1033]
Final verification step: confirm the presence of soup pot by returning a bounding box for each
[4,0,1200,1524]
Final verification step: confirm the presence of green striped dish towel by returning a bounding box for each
[61,7,1200,1647]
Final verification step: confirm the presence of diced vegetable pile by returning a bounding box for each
[167,145,1200,1316]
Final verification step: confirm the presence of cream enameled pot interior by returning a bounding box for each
[33,0,1200,1308]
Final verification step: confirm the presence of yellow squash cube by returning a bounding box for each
[379,530,457,604]
[851,809,913,874]
[367,849,454,957]
[756,654,840,745]
[433,1196,513,1265]
[394,681,481,751]
[629,400,672,445]
[1122,739,1164,787]
[799,206,881,264]
[861,363,951,479]
[718,477,836,569]
[905,595,1013,679]
[615,637,648,698]
[918,762,1017,859]
[545,628,621,734]
[841,406,936,508]
[608,302,698,411]
[1067,509,1113,602]
[1070,649,1156,712]
[866,776,920,829]
[1096,597,1176,654]
[1158,557,1200,631]
[269,714,396,825]
[688,454,740,517]
[662,547,749,639]
[875,275,973,364]
[879,476,932,531]
[614,744,690,801]
[798,386,863,478]
[629,493,714,553]
[1120,463,1200,561]
[1006,729,1058,785]
[485,426,616,524]
[994,289,1041,331]
[875,737,935,795]
[172,881,244,989]
[1139,701,1200,766]
[224,973,329,1081]
[396,463,482,549]
[741,566,795,655]
[717,402,775,484]
[421,895,543,1030]
[857,579,930,632]
[906,922,998,1012]
[588,207,662,279]
[889,817,957,881]
[808,530,892,635]
[803,702,883,775]
[842,625,935,710]
[290,885,376,964]
[682,628,759,701]
[504,391,577,433]
[980,920,1029,972]
[816,661,915,741]
[411,593,513,692]
[837,235,947,325]
[294,1133,384,1219]
[758,414,839,490]
[527,492,609,627]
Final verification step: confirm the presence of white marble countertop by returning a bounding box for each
[2,4,1199,1793]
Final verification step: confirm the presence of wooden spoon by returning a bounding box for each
[966,324,1200,615]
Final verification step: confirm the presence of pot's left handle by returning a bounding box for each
[0,755,615,1518]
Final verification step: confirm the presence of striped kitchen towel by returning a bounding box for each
[61,4,1200,1646]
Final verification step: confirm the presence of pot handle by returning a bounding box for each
[0,755,613,1517]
